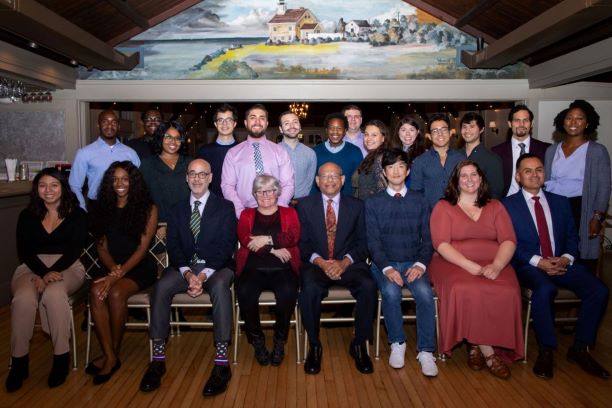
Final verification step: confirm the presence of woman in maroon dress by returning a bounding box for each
[430,160,523,379]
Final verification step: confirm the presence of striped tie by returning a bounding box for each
[190,201,201,263]
[253,142,264,175]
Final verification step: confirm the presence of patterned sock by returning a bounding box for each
[152,339,166,362]
[215,342,229,366]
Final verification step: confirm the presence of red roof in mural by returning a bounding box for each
[269,8,308,23]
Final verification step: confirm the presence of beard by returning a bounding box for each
[248,129,265,138]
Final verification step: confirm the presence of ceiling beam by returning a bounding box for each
[105,0,150,30]
[0,0,138,70]
[455,0,497,28]
[403,0,495,43]
[527,37,612,88]
[461,0,612,69]
[107,0,201,46]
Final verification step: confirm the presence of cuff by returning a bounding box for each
[529,255,542,268]
[413,262,427,272]
[561,253,574,265]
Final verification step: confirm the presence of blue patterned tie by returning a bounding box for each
[253,142,264,175]
[190,201,201,263]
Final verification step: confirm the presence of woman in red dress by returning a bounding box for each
[430,160,523,379]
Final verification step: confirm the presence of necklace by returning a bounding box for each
[160,155,178,170]
[458,201,481,221]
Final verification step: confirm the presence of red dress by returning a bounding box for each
[429,199,524,359]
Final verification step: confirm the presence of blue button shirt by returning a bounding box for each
[409,148,465,209]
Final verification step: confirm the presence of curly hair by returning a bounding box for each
[27,167,79,220]
[553,99,600,138]
[90,161,153,240]
[151,121,188,156]
[358,120,390,174]
[324,112,348,129]
[391,114,428,163]
[443,160,491,207]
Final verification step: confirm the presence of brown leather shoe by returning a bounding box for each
[467,344,485,371]
[486,354,511,379]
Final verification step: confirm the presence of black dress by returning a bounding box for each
[106,207,157,290]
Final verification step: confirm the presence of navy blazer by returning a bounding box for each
[502,190,579,270]
[492,138,550,196]
[297,193,368,264]
[166,193,237,270]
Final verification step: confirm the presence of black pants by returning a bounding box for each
[236,266,298,342]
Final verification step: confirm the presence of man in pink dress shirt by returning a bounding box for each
[221,104,295,218]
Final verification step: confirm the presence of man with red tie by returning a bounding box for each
[502,154,609,380]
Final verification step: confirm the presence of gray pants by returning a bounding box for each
[149,267,233,343]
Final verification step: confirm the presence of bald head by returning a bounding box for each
[187,159,212,198]
[315,162,345,198]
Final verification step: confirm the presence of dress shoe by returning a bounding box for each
[252,337,270,366]
[467,344,485,371]
[567,347,610,379]
[532,350,554,379]
[93,359,121,385]
[203,365,231,397]
[485,354,511,379]
[139,361,166,392]
[270,340,285,366]
[85,362,102,376]
[5,355,29,393]
[48,352,70,388]
[349,340,373,374]
[304,345,322,375]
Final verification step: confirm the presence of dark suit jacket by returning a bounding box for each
[297,193,368,265]
[502,190,578,271]
[166,192,237,271]
[492,138,550,196]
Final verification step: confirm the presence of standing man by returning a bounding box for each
[410,113,465,209]
[492,105,550,196]
[139,159,237,396]
[503,154,609,379]
[342,105,367,157]
[278,111,316,204]
[126,108,162,159]
[197,104,239,197]
[365,149,438,376]
[298,162,377,375]
[69,110,140,210]
[460,112,504,198]
[221,104,294,218]
[312,113,363,195]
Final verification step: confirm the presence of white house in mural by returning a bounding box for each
[268,0,321,43]
[345,20,372,37]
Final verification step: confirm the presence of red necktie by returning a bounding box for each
[326,199,336,259]
[532,196,553,258]
[394,193,402,198]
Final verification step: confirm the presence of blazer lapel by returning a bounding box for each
[516,194,539,241]
[313,197,328,253]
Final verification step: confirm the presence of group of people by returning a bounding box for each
[6,100,610,397]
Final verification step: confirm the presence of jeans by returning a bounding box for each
[371,262,436,352]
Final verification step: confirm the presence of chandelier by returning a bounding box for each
[289,102,309,119]
[0,77,25,103]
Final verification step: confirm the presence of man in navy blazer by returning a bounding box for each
[492,105,550,196]
[139,159,237,396]
[502,154,609,379]
[297,162,377,375]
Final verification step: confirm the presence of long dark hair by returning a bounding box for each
[27,167,79,220]
[90,161,153,240]
[358,120,390,174]
[151,120,188,156]
[443,160,490,207]
[391,115,427,163]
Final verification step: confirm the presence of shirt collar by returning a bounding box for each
[325,140,345,152]
[511,136,531,149]
[386,186,407,197]
[521,187,544,202]
[96,137,120,147]
[321,192,340,206]
[190,191,210,210]
[216,137,235,146]
[247,135,267,146]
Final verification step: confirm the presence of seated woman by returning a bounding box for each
[235,174,300,366]
[351,120,389,200]
[6,168,87,392]
[429,160,523,379]
[88,161,158,384]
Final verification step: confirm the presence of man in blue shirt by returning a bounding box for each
[69,110,140,210]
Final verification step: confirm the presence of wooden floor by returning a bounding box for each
[1,296,612,408]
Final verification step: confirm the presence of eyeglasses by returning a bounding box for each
[255,189,277,196]
[163,134,182,143]
[215,118,235,125]
[144,117,161,123]
[430,127,449,135]
[318,174,341,181]
[187,171,210,179]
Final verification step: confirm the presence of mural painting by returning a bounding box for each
[79,0,526,80]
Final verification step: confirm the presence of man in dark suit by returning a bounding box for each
[502,154,609,379]
[297,162,377,375]
[492,105,550,196]
[139,159,237,396]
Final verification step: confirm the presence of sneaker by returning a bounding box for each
[417,351,438,377]
[389,342,406,369]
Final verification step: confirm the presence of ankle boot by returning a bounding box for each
[270,339,285,366]
[6,354,29,392]
[48,352,70,388]
[251,335,269,366]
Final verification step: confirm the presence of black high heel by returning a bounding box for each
[93,359,121,385]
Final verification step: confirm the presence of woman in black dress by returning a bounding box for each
[88,161,158,384]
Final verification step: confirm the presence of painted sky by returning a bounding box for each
[133,0,418,40]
